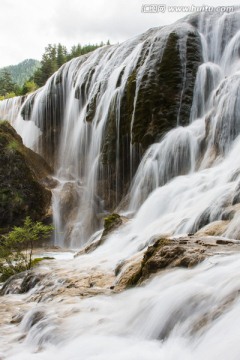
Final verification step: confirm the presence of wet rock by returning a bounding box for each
[23,310,45,330]
[42,176,59,189]
[20,273,44,294]
[216,239,240,245]
[0,271,45,296]
[75,213,128,256]
[0,271,27,295]
[0,121,52,228]
[100,25,202,209]
[116,237,207,289]
[57,182,83,224]
[116,234,240,289]
[195,220,229,237]
[101,213,126,237]
[10,313,24,324]
[114,253,144,291]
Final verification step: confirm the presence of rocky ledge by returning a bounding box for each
[114,235,240,291]
[1,234,240,301]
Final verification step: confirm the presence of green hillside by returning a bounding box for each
[0,59,40,87]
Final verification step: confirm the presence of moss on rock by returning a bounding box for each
[100,27,202,209]
[0,121,52,228]
[121,237,206,288]
[103,213,122,235]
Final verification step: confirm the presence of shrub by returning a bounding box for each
[0,217,53,281]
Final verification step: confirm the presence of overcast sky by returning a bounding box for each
[0,0,239,67]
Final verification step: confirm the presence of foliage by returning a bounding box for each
[6,140,19,153]
[21,80,38,95]
[104,213,121,231]
[0,70,18,97]
[0,59,40,87]
[0,217,53,281]
[0,121,52,227]
[33,41,110,87]
[0,41,111,97]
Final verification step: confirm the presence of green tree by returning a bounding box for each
[32,41,109,88]
[0,70,16,96]
[33,44,58,87]
[21,80,38,95]
[57,43,67,68]
[0,217,53,281]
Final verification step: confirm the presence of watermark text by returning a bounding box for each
[141,4,238,13]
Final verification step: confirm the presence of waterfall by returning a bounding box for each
[1,10,240,360]
[0,11,240,248]
[0,18,202,247]
[127,10,240,239]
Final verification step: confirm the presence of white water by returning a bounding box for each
[1,10,240,359]
[0,13,240,247]
[0,17,205,246]
[1,254,240,359]
[127,11,240,238]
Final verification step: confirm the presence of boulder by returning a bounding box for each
[115,237,207,289]
[75,213,128,256]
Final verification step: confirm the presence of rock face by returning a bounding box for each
[115,235,238,290]
[0,15,205,244]
[100,26,202,205]
[17,20,202,209]
[0,121,52,229]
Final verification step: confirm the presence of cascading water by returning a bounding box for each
[1,11,239,248]
[1,9,240,360]
[2,251,240,359]
[0,16,203,247]
[127,10,240,235]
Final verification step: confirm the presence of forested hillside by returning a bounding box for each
[0,42,110,98]
[0,59,40,87]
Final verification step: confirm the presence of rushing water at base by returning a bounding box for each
[1,253,240,359]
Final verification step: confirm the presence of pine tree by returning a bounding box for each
[57,43,67,68]
[32,41,108,88]
[0,70,16,96]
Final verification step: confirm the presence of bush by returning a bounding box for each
[0,217,53,281]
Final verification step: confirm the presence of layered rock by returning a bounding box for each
[114,235,240,290]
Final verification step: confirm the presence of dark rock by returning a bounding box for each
[23,310,45,330]
[42,176,59,189]
[0,271,27,295]
[0,121,52,228]
[20,273,44,294]
[216,239,234,245]
[100,26,202,210]
[0,270,45,295]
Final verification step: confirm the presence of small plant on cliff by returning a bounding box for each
[6,140,19,154]
[0,217,53,281]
